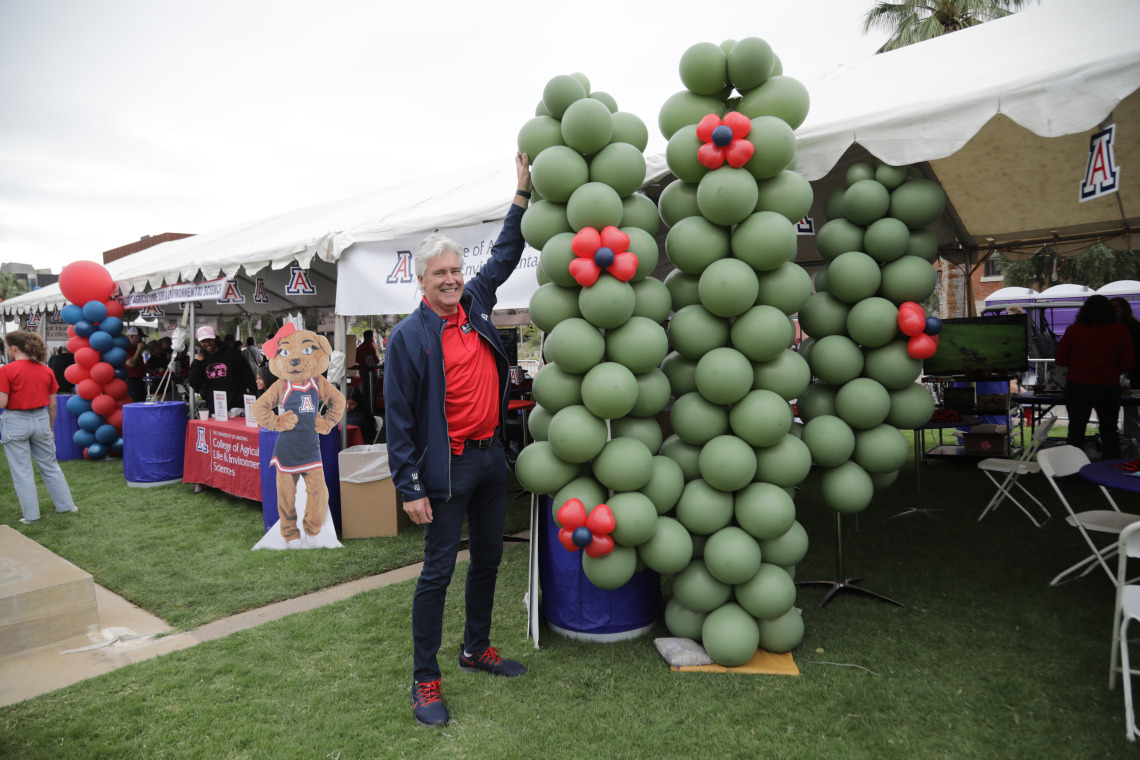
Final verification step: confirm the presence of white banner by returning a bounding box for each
[24,311,69,341]
[335,220,541,316]
[121,277,229,308]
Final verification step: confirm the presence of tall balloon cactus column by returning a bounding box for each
[794,161,946,605]
[515,43,948,666]
[514,73,671,639]
[649,39,817,666]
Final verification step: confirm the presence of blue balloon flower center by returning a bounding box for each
[593,246,615,268]
[712,125,734,147]
[572,526,593,549]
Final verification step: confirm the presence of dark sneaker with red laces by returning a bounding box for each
[457,645,527,677]
[412,680,449,727]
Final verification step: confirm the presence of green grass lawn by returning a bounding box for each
[0,448,532,629]
[2,426,1138,757]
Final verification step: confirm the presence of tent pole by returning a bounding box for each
[336,314,347,450]
[188,302,196,419]
[965,253,977,317]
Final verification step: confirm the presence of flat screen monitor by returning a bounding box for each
[922,314,1029,378]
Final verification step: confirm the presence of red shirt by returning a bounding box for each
[355,341,379,370]
[1055,321,1135,386]
[126,341,146,379]
[436,300,498,454]
[0,360,59,409]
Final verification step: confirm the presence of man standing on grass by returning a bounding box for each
[384,152,531,728]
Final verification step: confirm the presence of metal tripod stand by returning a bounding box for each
[796,512,904,610]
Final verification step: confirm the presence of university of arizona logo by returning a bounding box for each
[386,251,414,284]
[796,216,815,235]
[196,426,208,453]
[49,308,64,323]
[299,395,317,413]
[253,278,270,303]
[1080,124,1120,202]
[139,305,165,318]
[286,267,316,295]
[26,312,41,328]
[219,280,245,304]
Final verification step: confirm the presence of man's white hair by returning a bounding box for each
[414,233,464,279]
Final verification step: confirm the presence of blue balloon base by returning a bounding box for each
[539,496,660,640]
[123,401,188,485]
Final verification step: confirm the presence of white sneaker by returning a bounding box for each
[58,506,79,514]
[19,518,38,525]
[286,539,303,549]
[302,533,319,548]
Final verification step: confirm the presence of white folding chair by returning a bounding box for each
[1110,522,1140,741]
[372,415,384,445]
[977,414,1057,526]
[1038,446,1140,586]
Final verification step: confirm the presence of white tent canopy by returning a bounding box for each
[985,287,1039,303]
[794,0,1140,253]
[4,0,1136,318]
[1,156,671,318]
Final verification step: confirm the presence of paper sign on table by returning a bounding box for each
[213,391,228,422]
[244,394,258,426]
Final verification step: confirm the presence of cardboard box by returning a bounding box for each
[339,445,407,538]
[964,424,1009,456]
[340,478,406,538]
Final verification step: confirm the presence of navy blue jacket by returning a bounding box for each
[384,202,525,501]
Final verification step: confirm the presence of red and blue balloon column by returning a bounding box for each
[57,261,129,460]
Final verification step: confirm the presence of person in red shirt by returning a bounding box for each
[124,327,147,403]
[0,330,79,524]
[1055,294,1136,459]
[385,153,531,728]
[354,330,381,416]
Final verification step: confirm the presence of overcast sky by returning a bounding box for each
[0,0,893,275]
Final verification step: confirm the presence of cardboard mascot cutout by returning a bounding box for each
[251,324,346,548]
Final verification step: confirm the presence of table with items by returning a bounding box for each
[1080,458,1140,496]
[183,417,362,503]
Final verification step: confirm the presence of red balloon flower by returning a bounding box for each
[898,301,940,359]
[897,301,926,337]
[569,226,639,287]
[908,332,940,360]
[696,112,754,170]
[555,498,617,558]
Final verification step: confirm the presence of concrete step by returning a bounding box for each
[0,526,98,657]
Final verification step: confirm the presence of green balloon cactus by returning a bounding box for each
[798,157,945,525]
[518,42,946,669]
[649,38,814,661]
[516,74,667,597]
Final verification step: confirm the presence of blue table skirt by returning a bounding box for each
[259,426,342,533]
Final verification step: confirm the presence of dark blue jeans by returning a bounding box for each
[412,438,507,683]
[1065,381,1123,459]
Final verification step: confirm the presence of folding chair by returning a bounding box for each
[372,415,384,445]
[1037,446,1140,586]
[1109,522,1140,741]
[977,414,1057,526]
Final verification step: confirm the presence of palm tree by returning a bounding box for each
[862,0,1038,52]
[0,271,29,302]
